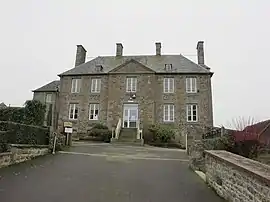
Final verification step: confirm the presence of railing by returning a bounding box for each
[115,118,122,139]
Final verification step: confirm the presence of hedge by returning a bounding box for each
[0,121,49,152]
[0,100,46,126]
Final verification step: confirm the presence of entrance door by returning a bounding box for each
[123,104,138,128]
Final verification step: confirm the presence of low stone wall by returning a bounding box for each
[0,144,49,169]
[205,150,270,202]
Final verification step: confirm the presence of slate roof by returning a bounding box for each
[32,80,60,92]
[58,55,212,76]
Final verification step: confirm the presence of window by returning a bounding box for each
[163,78,174,93]
[186,77,197,93]
[89,104,99,120]
[46,94,52,103]
[187,104,198,122]
[165,64,172,71]
[126,77,137,92]
[163,104,174,122]
[69,104,78,120]
[71,79,81,93]
[91,78,101,93]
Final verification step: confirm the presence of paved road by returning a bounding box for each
[0,142,224,202]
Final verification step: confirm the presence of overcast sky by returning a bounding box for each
[0,0,269,127]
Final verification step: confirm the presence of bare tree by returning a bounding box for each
[227,116,258,131]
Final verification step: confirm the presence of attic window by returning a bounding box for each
[95,65,103,72]
[165,64,172,71]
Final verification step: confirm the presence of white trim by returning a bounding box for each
[71,79,81,93]
[186,77,197,93]
[163,77,174,93]
[91,78,101,93]
[163,104,174,122]
[69,103,78,120]
[126,77,137,92]
[186,104,198,122]
[89,104,99,120]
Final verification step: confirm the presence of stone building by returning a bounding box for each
[32,80,60,128]
[54,41,214,144]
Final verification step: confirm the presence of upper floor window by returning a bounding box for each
[91,78,101,93]
[187,104,198,122]
[186,77,197,93]
[69,103,78,120]
[89,103,99,120]
[71,79,81,93]
[165,64,172,71]
[46,94,52,103]
[126,77,137,92]
[163,104,174,122]
[163,78,174,93]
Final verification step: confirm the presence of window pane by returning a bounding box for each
[97,79,101,92]
[46,94,52,103]
[169,78,174,92]
[164,78,169,92]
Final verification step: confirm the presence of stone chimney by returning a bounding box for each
[197,41,204,65]
[75,45,87,67]
[155,42,161,56]
[116,43,123,56]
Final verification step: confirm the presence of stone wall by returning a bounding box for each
[0,144,49,169]
[205,150,270,202]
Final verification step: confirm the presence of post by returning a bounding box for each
[52,132,57,154]
[66,133,69,145]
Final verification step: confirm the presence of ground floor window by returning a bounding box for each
[163,104,174,122]
[89,104,99,120]
[187,104,198,122]
[69,103,78,120]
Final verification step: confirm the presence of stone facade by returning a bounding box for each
[58,64,213,143]
[55,42,214,145]
[0,144,49,169]
[205,150,270,202]
[33,91,58,128]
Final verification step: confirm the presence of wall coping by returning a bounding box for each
[10,144,49,149]
[0,152,12,157]
[204,150,270,184]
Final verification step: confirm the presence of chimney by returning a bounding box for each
[197,41,204,65]
[75,45,87,67]
[116,43,123,56]
[155,42,161,56]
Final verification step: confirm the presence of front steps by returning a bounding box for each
[111,128,144,146]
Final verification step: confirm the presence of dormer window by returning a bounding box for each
[165,64,172,71]
[95,65,103,72]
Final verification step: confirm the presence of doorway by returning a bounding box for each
[123,104,138,128]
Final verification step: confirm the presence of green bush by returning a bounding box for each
[148,124,175,143]
[0,100,46,126]
[87,123,111,142]
[0,121,49,147]
[91,122,109,129]
[0,131,9,153]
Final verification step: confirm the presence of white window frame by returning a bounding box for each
[163,77,174,93]
[71,79,81,93]
[163,104,174,122]
[69,103,78,120]
[91,78,101,93]
[186,104,198,122]
[126,77,137,92]
[89,104,99,120]
[45,93,52,103]
[186,77,197,93]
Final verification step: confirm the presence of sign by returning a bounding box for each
[64,122,72,127]
[65,127,73,133]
